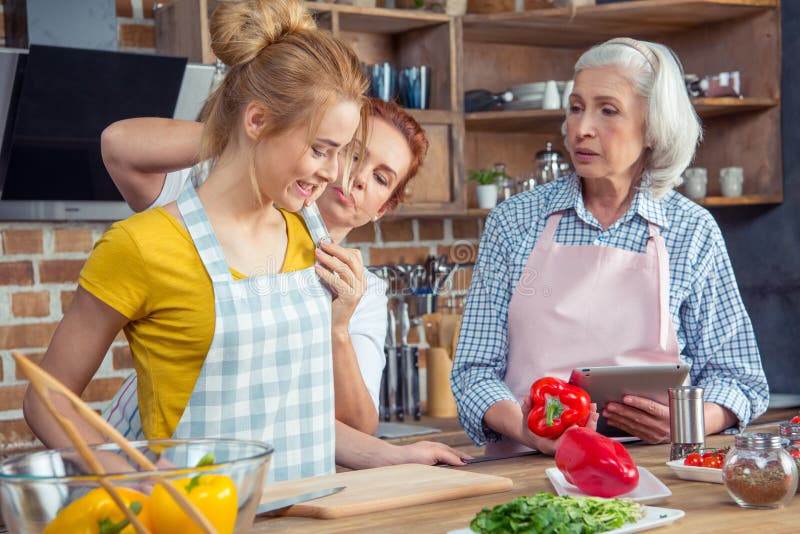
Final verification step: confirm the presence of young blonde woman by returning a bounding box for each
[100,97,468,470]
[22,0,455,483]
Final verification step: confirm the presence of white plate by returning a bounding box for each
[546,467,671,503]
[665,459,723,484]
[447,505,685,534]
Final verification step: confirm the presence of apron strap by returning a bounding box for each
[177,164,234,284]
[538,212,564,246]
[647,223,671,351]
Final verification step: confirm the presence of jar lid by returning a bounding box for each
[779,422,800,439]
[734,432,783,449]
[534,142,564,164]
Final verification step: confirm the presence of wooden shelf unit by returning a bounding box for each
[464,97,778,132]
[462,0,782,208]
[155,0,783,214]
[308,2,449,34]
[462,0,778,47]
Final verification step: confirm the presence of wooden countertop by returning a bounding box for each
[255,419,800,533]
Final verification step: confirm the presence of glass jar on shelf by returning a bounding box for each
[493,162,516,203]
[534,142,566,185]
[517,172,538,193]
[779,422,800,493]
[722,432,798,509]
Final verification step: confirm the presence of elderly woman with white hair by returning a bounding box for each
[451,37,768,455]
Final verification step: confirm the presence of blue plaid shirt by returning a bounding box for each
[451,174,769,445]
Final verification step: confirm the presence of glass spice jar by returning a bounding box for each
[722,432,798,509]
[779,422,800,493]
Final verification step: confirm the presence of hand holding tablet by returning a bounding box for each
[568,364,690,438]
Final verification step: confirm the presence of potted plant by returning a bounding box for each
[469,168,501,210]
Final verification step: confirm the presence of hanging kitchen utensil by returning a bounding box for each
[398,301,411,420]
[387,306,401,421]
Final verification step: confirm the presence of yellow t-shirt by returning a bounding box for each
[79,207,314,439]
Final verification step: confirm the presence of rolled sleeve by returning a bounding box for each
[680,230,769,429]
[451,208,518,445]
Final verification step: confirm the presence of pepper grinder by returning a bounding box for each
[668,386,705,461]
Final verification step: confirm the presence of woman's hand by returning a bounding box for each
[603,395,670,443]
[387,441,472,467]
[314,242,367,333]
[519,397,600,455]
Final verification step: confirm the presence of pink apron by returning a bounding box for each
[486,211,680,455]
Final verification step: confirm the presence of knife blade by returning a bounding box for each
[257,485,345,515]
[464,450,540,464]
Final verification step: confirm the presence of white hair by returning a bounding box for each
[562,38,702,198]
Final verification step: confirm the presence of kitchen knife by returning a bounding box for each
[386,307,399,421]
[257,485,346,515]
[435,450,540,467]
[411,345,421,420]
[464,451,540,464]
[399,301,411,420]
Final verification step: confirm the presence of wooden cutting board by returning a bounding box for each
[259,464,513,519]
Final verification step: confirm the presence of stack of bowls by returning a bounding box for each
[505,81,568,110]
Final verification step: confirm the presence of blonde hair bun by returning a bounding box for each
[210,0,316,68]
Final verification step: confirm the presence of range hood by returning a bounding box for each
[0,45,213,221]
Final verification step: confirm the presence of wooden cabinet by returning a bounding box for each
[306,3,466,216]
[155,0,782,213]
[462,0,782,208]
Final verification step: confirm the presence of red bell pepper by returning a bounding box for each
[527,377,591,439]
[555,427,640,498]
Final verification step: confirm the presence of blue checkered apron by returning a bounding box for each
[103,166,335,482]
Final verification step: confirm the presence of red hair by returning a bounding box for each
[368,98,428,211]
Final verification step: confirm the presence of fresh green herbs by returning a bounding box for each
[470,492,643,534]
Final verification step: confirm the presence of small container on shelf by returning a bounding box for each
[493,162,516,203]
[722,432,798,509]
[534,142,566,185]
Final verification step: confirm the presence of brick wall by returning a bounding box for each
[0,223,131,451]
[0,1,483,452]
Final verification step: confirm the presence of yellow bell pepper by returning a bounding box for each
[44,486,153,534]
[150,473,238,534]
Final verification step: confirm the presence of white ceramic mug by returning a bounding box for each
[683,167,707,200]
[720,167,744,197]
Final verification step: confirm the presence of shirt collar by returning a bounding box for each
[546,173,670,230]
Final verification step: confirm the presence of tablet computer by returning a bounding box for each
[568,364,691,438]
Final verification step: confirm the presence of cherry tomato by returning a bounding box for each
[790,449,800,459]
[791,415,800,424]
[702,454,723,469]
[683,453,703,467]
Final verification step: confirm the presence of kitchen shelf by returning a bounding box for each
[699,195,783,207]
[464,97,777,132]
[306,2,449,34]
[451,195,783,218]
[405,109,461,125]
[465,109,565,133]
[692,97,778,118]
[462,0,778,47]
